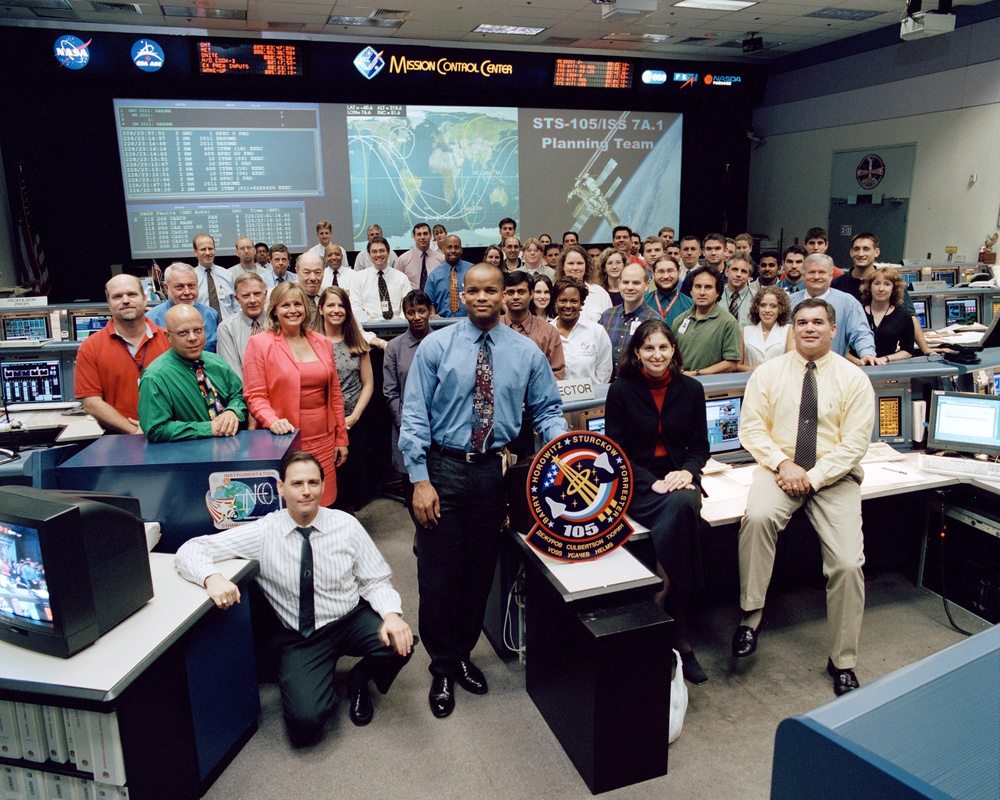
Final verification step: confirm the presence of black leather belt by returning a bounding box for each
[431,443,503,464]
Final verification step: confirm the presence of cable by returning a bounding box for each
[503,563,526,658]
[936,496,974,636]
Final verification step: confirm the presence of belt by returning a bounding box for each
[431,443,503,464]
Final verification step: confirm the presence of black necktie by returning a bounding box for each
[297,526,316,637]
[331,270,339,287]
[204,268,221,317]
[794,362,818,471]
[378,271,392,320]
[419,251,428,291]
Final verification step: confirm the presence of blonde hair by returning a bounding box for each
[265,281,312,336]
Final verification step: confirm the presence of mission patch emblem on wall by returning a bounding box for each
[525,432,633,561]
[206,470,283,529]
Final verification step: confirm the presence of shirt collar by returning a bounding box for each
[112,321,153,341]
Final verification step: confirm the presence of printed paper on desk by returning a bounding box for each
[861,462,925,487]
[700,474,747,503]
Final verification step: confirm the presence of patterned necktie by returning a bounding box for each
[449,266,460,314]
[794,361,818,470]
[729,290,740,318]
[419,251,428,291]
[331,270,339,287]
[378,271,392,320]
[296,526,315,637]
[471,333,494,453]
[250,317,261,335]
[204,268,221,317]
[194,360,225,420]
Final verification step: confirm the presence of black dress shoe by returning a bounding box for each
[732,625,759,658]
[680,650,708,685]
[827,659,860,696]
[429,676,455,718]
[349,681,374,726]
[456,659,489,695]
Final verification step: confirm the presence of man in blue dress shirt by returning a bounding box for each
[423,235,473,317]
[399,262,568,719]
[146,263,220,353]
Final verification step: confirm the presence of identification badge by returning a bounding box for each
[629,318,642,335]
[678,317,691,334]
[381,299,390,315]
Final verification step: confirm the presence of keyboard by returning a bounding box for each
[862,441,907,463]
[917,453,1000,480]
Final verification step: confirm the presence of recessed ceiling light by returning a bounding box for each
[673,0,756,10]
[327,15,403,27]
[805,8,883,21]
[473,24,546,35]
[603,31,670,43]
[162,6,247,19]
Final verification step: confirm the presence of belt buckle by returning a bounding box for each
[464,451,477,463]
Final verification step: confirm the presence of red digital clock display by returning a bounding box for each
[553,59,633,89]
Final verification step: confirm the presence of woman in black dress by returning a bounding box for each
[861,267,914,363]
[605,319,710,685]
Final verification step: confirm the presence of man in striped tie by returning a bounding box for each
[175,451,415,746]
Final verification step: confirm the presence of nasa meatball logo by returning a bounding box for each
[526,432,633,561]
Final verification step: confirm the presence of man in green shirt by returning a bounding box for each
[671,266,741,376]
[138,305,247,442]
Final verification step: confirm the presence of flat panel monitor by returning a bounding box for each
[1,314,51,342]
[0,486,152,658]
[945,297,979,326]
[70,312,112,341]
[0,359,65,406]
[706,396,742,455]
[580,406,606,436]
[911,299,928,330]
[931,269,957,288]
[926,391,1000,457]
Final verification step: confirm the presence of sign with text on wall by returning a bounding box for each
[525,432,633,561]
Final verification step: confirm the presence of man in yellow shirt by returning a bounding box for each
[733,298,875,696]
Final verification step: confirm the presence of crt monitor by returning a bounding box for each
[931,269,957,288]
[926,391,1000,458]
[898,269,921,288]
[1,313,51,342]
[70,312,112,341]
[0,487,153,658]
[0,358,65,406]
[911,299,928,329]
[705,396,742,455]
[945,297,979,326]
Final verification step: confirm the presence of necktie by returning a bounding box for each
[419,251,428,291]
[194,360,225,420]
[296,526,316,637]
[331,270,339,287]
[449,266,460,314]
[729,290,740,318]
[794,361,818,471]
[378,271,392,320]
[204,268,221,317]
[471,333,494,453]
[250,317,261,335]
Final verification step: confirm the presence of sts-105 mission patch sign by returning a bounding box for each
[525,431,633,561]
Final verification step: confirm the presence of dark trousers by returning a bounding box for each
[272,601,411,739]
[626,486,703,593]
[417,450,507,678]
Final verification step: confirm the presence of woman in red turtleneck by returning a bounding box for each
[605,319,710,686]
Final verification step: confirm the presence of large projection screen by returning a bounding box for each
[114,98,681,257]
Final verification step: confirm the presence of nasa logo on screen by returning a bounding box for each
[856,154,886,190]
[525,432,633,562]
[131,39,164,72]
[53,35,91,70]
[354,46,385,80]
[206,470,282,529]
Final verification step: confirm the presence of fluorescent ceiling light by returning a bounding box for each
[673,0,756,10]
[328,16,403,27]
[473,24,546,35]
[162,6,247,19]
[805,8,882,21]
[603,32,670,42]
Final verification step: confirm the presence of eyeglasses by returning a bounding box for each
[169,327,205,339]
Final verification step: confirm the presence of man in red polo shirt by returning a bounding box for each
[74,274,170,434]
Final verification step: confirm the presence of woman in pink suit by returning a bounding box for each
[242,281,348,507]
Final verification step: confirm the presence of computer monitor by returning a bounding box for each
[926,391,1000,457]
[0,486,153,658]
[705,396,742,455]
[580,406,606,436]
[945,297,979,326]
[69,312,112,341]
[911,299,928,330]
[931,269,957,288]
[0,358,65,406]
[898,269,921,288]
[1,313,51,342]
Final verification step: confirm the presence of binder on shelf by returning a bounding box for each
[76,779,95,800]
[43,771,77,800]
[0,700,20,760]
[85,713,126,787]
[60,709,75,767]
[42,706,70,764]
[93,784,128,799]
[2,764,23,800]
[14,703,48,763]
[20,768,43,800]
[61,709,92,774]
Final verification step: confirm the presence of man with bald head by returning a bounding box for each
[146,263,221,353]
[74,274,171,434]
[296,252,326,323]
[321,243,356,294]
[138,304,247,442]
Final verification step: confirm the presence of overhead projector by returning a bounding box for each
[900,11,956,40]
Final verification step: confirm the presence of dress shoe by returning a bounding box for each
[827,659,860,696]
[349,681,373,726]
[456,659,489,695]
[732,625,759,658]
[429,676,455,718]
[680,650,708,685]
